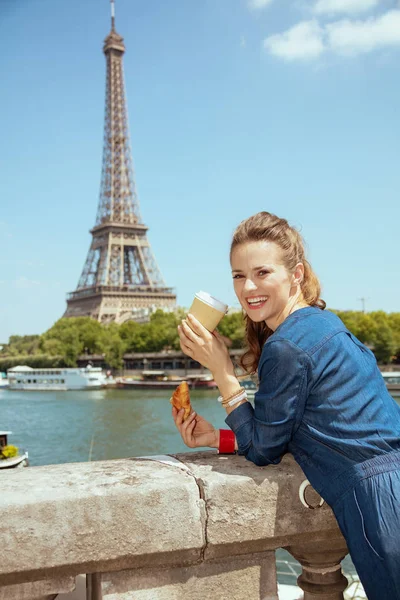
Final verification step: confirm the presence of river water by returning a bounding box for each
[2,387,399,587]
[0,388,229,465]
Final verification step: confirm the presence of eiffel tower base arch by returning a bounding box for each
[64,288,176,324]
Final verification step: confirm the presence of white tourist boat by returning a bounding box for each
[7,365,110,391]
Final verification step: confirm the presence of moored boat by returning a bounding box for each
[7,365,112,391]
[185,374,218,389]
[0,431,29,469]
[116,371,189,389]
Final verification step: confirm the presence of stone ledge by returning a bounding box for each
[0,451,346,588]
[182,452,341,559]
[0,457,205,585]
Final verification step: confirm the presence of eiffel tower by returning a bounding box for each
[64,0,176,323]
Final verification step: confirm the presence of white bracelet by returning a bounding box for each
[227,391,247,407]
[217,389,248,407]
[217,388,242,403]
[218,389,248,404]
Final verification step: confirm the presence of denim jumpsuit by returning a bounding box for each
[226,307,400,599]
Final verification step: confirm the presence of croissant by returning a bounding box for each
[170,381,192,421]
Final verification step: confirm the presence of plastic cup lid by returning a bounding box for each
[195,291,228,313]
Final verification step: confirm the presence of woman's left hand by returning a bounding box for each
[172,406,219,449]
[178,314,232,376]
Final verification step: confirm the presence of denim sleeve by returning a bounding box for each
[225,339,310,467]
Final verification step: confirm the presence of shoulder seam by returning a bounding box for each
[265,337,313,362]
[307,329,348,356]
[270,328,348,358]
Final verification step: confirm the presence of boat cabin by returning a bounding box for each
[0,431,11,447]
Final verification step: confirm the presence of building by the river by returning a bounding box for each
[77,349,244,377]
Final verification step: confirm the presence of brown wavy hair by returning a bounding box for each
[230,211,326,375]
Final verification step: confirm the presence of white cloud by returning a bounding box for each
[262,9,400,60]
[248,0,274,10]
[263,20,325,60]
[327,9,400,54]
[314,0,380,16]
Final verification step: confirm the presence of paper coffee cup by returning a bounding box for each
[188,291,228,331]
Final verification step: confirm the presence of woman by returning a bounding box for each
[172,211,400,599]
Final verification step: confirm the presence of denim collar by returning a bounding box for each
[272,305,320,338]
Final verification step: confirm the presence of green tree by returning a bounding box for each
[388,313,400,363]
[120,310,181,353]
[102,323,126,370]
[370,311,395,364]
[3,308,398,369]
[334,311,375,344]
[78,319,105,354]
[1,335,41,356]
[149,310,180,350]
[218,311,245,349]
[40,318,86,366]
[61,328,83,367]
[40,338,65,356]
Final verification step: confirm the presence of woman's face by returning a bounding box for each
[231,241,300,330]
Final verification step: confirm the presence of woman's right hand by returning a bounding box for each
[172,407,219,449]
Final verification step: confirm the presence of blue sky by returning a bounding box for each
[1,0,399,342]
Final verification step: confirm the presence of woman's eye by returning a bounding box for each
[232,274,243,279]
[258,270,269,276]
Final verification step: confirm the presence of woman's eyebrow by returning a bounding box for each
[231,265,271,274]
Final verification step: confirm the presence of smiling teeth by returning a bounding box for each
[247,297,267,304]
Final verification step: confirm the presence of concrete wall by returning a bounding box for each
[0,452,349,600]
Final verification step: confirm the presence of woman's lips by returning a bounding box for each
[246,297,268,310]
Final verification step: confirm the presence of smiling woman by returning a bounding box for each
[173,210,400,600]
[230,211,324,374]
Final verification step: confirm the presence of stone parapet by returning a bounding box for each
[0,452,349,600]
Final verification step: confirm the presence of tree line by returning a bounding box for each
[0,308,399,371]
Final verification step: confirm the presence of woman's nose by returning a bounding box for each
[243,278,257,292]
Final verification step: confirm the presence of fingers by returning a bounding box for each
[178,316,212,360]
[181,412,197,447]
[172,407,194,428]
[182,411,196,432]
[180,319,203,344]
[177,324,194,356]
[173,407,184,427]
[172,408,197,447]
[187,314,212,340]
